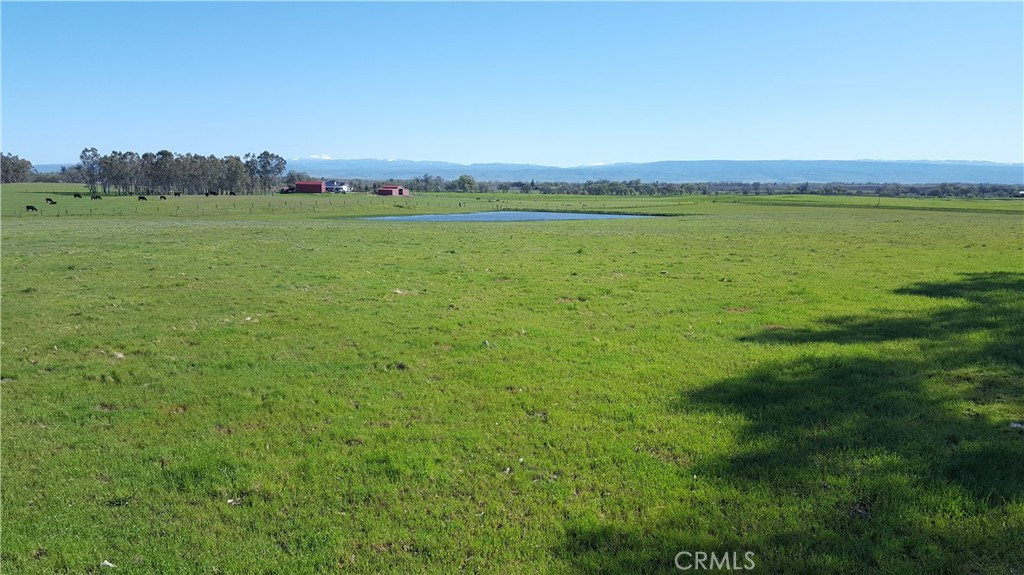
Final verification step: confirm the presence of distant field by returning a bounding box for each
[733,193,1024,213]
[2,186,1022,573]
[4,184,1021,219]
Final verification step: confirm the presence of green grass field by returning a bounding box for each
[2,184,1022,573]
[732,193,1024,213]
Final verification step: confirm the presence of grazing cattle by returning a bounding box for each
[73,193,83,199]
[25,205,38,212]
[159,195,167,200]
[91,195,102,200]
[45,198,56,205]
[229,191,237,196]
[173,192,181,197]
[138,196,148,201]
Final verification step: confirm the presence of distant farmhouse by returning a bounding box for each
[376,185,409,196]
[325,180,349,193]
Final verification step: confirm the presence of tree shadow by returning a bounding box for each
[560,272,1024,573]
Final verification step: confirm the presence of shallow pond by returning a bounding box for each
[366,211,653,222]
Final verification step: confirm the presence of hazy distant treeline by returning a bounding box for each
[5,153,1021,198]
[354,174,1023,198]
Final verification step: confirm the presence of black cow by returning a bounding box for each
[73,193,83,199]
[138,196,148,201]
[229,191,237,196]
[159,195,167,200]
[173,192,181,197]
[90,195,102,200]
[26,205,38,212]
[45,198,56,205]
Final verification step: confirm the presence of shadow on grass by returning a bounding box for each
[561,273,1024,574]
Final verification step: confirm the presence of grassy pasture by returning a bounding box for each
[2,185,1022,573]
[1,184,723,221]
[2,183,476,219]
[732,193,1024,213]
[5,183,1021,220]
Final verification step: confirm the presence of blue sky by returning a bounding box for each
[2,2,1021,166]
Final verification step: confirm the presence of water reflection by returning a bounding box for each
[366,211,654,222]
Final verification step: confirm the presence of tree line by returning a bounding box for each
[75,148,287,195]
[360,173,1023,198]
[3,153,1020,198]
[2,149,287,195]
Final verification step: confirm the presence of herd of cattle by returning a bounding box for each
[25,191,240,213]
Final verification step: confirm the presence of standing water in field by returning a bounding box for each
[366,211,655,222]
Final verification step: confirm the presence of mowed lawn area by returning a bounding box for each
[2,185,1022,573]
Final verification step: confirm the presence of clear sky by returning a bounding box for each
[2,1,1022,166]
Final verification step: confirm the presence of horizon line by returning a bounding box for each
[26,157,1024,168]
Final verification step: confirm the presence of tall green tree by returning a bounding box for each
[1,153,34,183]
[139,152,157,194]
[152,150,177,194]
[122,151,142,194]
[256,151,287,193]
[204,155,227,195]
[222,155,250,195]
[454,174,477,192]
[244,151,287,193]
[243,153,260,192]
[79,147,101,194]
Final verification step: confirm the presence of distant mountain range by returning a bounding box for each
[34,159,1023,185]
[285,158,1023,185]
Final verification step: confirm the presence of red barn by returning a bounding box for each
[376,185,409,196]
[294,181,326,193]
